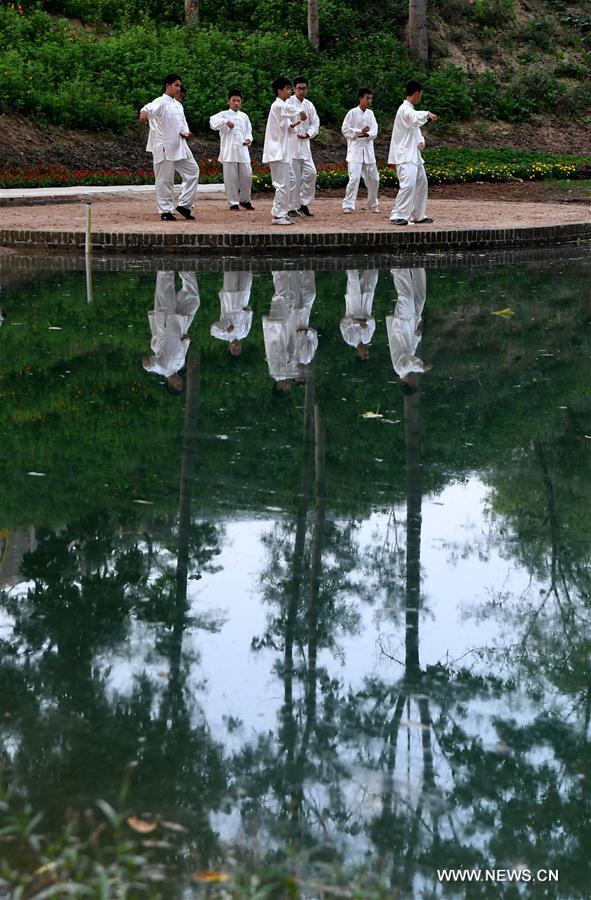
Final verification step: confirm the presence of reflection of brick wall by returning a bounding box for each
[0,528,37,588]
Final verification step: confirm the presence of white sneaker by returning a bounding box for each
[371,207,380,214]
[342,208,353,214]
[272,217,294,225]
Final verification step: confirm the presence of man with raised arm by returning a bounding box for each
[139,74,200,222]
[287,76,320,217]
[262,76,308,226]
[209,89,254,211]
[389,80,438,226]
[341,88,380,215]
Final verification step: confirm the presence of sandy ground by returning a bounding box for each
[1,194,589,235]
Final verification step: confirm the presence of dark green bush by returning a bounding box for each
[473,0,514,28]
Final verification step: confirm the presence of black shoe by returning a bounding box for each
[288,210,299,217]
[229,204,240,211]
[160,212,177,221]
[240,201,255,210]
[390,218,408,226]
[413,217,433,223]
[176,205,195,220]
[299,205,314,217]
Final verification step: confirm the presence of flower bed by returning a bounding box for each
[0,150,589,191]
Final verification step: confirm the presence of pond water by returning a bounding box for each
[1,252,590,897]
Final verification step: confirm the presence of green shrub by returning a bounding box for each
[473,0,514,28]
[425,65,474,121]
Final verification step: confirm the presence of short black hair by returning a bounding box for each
[293,75,309,87]
[163,73,182,91]
[272,76,292,94]
[358,87,373,99]
[228,88,242,99]
[406,79,424,96]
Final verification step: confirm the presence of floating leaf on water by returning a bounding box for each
[192,871,231,884]
[161,820,187,833]
[133,499,154,505]
[48,325,63,330]
[400,720,429,731]
[491,308,515,317]
[27,472,46,477]
[381,418,401,425]
[361,411,383,419]
[585,435,591,440]
[142,839,174,848]
[127,816,157,834]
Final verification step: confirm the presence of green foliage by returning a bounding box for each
[473,0,515,28]
[425,65,474,120]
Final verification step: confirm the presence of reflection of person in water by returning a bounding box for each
[387,267,432,385]
[142,271,200,393]
[263,271,318,395]
[0,307,5,327]
[340,270,378,361]
[210,271,253,357]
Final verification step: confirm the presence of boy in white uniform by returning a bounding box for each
[389,80,438,226]
[140,74,200,221]
[209,89,254,211]
[341,88,380,214]
[287,76,319,217]
[262,77,308,225]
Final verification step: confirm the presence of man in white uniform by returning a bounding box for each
[210,90,254,211]
[142,271,200,393]
[339,270,378,360]
[287,76,320,217]
[262,77,308,226]
[210,271,253,357]
[341,88,380,215]
[389,80,438,226]
[386,267,432,382]
[140,74,200,221]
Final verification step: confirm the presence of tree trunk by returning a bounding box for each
[308,0,319,50]
[408,0,428,66]
[185,0,199,25]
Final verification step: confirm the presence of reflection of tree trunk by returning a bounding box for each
[283,368,315,757]
[404,389,422,679]
[535,439,572,614]
[176,349,200,606]
[306,403,326,722]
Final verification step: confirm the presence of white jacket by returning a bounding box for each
[209,109,253,164]
[341,107,378,164]
[141,94,192,164]
[287,96,319,160]
[262,98,300,164]
[388,100,430,166]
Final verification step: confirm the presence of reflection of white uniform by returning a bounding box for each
[209,109,253,207]
[387,268,427,378]
[340,270,378,348]
[210,272,253,343]
[141,94,199,215]
[143,271,200,377]
[263,271,318,379]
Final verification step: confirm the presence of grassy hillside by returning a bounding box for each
[0,0,589,176]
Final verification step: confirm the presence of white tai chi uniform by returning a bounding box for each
[262,98,302,220]
[209,109,253,207]
[340,270,378,349]
[287,96,319,210]
[210,272,253,344]
[142,94,199,214]
[341,106,380,212]
[143,272,200,377]
[387,268,427,379]
[388,100,431,222]
[263,271,318,380]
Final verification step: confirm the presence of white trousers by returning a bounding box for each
[223,161,252,206]
[290,157,317,208]
[269,161,291,219]
[343,162,380,211]
[154,152,200,214]
[392,162,428,222]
